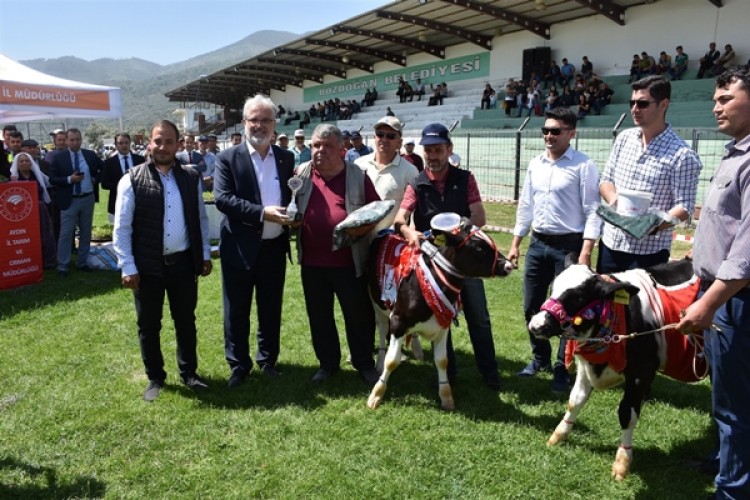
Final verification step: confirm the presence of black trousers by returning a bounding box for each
[222,236,288,375]
[301,266,375,372]
[133,251,199,383]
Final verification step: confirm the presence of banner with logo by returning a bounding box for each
[304,52,490,103]
[0,182,42,289]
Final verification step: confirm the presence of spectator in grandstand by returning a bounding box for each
[628,54,642,83]
[712,43,736,77]
[593,82,614,115]
[276,105,286,119]
[573,75,586,97]
[576,94,590,119]
[361,89,372,108]
[396,77,407,103]
[503,79,517,116]
[283,111,300,126]
[544,86,559,113]
[697,42,721,79]
[559,58,576,87]
[580,56,593,81]
[544,60,562,90]
[413,78,426,101]
[481,83,495,110]
[299,112,311,130]
[560,85,576,108]
[428,82,447,106]
[641,51,656,76]
[669,45,689,80]
[656,51,672,75]
[385,107,395,117]
[403,81,414,102]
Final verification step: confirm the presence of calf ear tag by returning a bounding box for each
[614,289,630,304]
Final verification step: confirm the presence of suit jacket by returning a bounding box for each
[49,148,103,210]
[214,143,295,270]
[101,153,145,214]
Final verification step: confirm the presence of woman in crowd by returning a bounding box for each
[10,152,56,269]
[576,94,590,119]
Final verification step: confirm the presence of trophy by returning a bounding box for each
[286,175,303,220]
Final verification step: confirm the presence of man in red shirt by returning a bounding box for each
[400,138,424,172]
[294,123,381,385]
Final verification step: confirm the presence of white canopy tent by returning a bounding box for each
[0,54,122,124]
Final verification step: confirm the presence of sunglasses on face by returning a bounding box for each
[629,99,658,109]
[541,127,569,136]
[375,130,400,140]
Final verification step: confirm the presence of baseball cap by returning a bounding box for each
[420,123,451,146]
[294,129,305,137]
[403,137,415,145]
[373,116,403,134]
[277,133,288,140]
[49,128,65,136]
[21,139,39,147]
[197,135,209,142]
[350,131,362,139]
[341,130,351,138]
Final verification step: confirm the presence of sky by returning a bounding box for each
[0,0,388,65]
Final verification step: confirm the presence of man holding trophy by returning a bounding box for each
[214,95,297,388]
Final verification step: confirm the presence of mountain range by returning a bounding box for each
[21,30,302,135]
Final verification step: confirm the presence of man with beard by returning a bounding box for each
[113,120,212,401]
[294,123,381,386]
[392,123,502,391]
[214,95,296,387]
[508,108,600,392]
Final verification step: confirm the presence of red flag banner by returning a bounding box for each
[0,182,43,289]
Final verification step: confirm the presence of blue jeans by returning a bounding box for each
[596,242,669,274]
[709,287,750,498]
[446,277,498,379]
[523,234,583,367]
[57,193,95,271]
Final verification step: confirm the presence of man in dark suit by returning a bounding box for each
[101,133,145,222]
[214,95,296,387]
[49,128,103,276]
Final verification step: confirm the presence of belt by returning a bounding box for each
[532,230,583,247]
[72,192,94,198]
[163,249,190,265]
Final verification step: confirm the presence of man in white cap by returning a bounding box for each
[401,137,423,172]
[291,129,310,167]
[355,116,419,232]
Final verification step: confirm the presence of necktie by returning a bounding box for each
[73,152,81,195]
[122,155,129,173]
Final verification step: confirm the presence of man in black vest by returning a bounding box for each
[113,120,213,402]
[392,123,502,391]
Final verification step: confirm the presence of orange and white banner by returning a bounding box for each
[0,182,43,289]
[0,80,110,111]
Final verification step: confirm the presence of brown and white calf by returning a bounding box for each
[367,216,513,410]
[528,259,706,481]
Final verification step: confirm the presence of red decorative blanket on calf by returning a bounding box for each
[375,235,458,328]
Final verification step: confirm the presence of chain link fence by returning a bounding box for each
[444,124,725,210]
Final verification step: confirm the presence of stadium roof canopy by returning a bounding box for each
[165,0,722,108]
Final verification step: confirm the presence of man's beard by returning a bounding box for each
[247,131,270,148]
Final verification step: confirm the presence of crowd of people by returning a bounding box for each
[3,66,750,497]
[499,56,615,120]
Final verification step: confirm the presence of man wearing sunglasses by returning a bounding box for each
[355,116,418,233]
[598,75,702,274]
[508,108,601,392]
[393,123,502,391]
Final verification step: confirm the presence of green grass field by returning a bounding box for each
[0,203,712,498]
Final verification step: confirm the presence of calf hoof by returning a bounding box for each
[440,397,455,411]
[547,431,566,447]
[611,449,632,481]
[367,382,387,409]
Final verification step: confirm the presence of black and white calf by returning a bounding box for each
[367,214,513,410]
[528,259,705,481]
